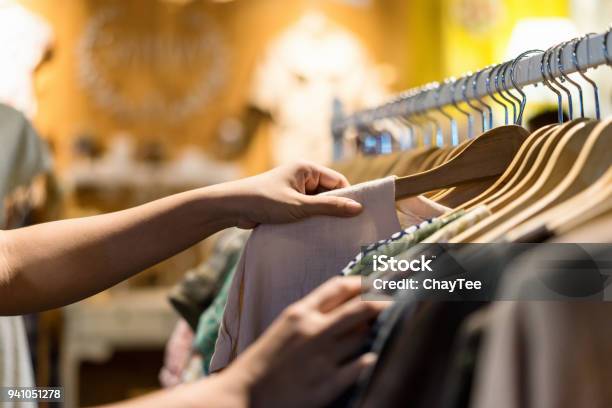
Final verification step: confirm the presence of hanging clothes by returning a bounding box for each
[210,177,449,372]
[168,228,250,330]
[471,245,612,408]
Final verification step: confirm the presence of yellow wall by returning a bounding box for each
[18,0,569,173]
[18,0,416,171]
[441,0,569,77]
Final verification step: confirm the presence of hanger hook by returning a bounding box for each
[462,71,486,134]
[458,76,476,140]
[435,82,457,146]
[494,61,517,124]
[558,39,584,118]
[416,85,438,146]
[547,42,574,120]
[540,47,564,123]
[450,77,473,140]
[511,49,543,125]
[405,90,424,147]
[500,61,522,124]
[486,64,508,125]
[473,68,493,130]
[573,33,601,119]
[423,83,444,147]
[497,61,519,124]
[389,95,413,150]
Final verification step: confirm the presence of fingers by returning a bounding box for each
[311,164,351,191]
[302,277,362,312]
[330,326,371,364]
[297,162,350,193]
[317,352,377,402]
[299,194,363,218]
[325,298,389,337]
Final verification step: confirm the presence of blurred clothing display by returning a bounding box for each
[159,320,194,389]
[0,104,52,406]
[0,0,52,118]
[169,228,250,375]
[194,259,240,375]
[0,104,52,224]
[169,228,250,331]
[0,316,35,407]
[249,12,388,166]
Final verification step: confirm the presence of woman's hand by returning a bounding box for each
[216,276,388,408]
[117,277,386,408]
[212,161,363,229]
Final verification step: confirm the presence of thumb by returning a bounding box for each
[300,194,363,218]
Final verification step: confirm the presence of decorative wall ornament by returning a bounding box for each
[77,7,229,122]
[451,0,503,35]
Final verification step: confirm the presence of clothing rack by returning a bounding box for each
[333,29,612,138]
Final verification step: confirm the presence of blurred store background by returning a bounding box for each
[1,0,611,406]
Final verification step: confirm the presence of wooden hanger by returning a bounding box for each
[451,119,586,242]
[415,148,446,173]
[431,128,537,206]
[394,125,527,199]
[428,139,473,196]
[427,123,537,211]
[446,124,554,213]
[522,118,612,224]
[476,119,598,241]
[436,177,498,207]
[506,166,612,241]
[425,141,478,202]
[475,122,571,213]
[431,146,456,167]
[552,206,612,243]
[388,146,436,176]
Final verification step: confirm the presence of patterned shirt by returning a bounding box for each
[342,210,466,277]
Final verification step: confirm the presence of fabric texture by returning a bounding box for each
[0,104,52,225]
[438,308,490,408]
[194,258,241,374]
[471,246,612,408]
[210,177,447,372]
[422,205,491,243]
[345,210,464,278]
[169,228,249,330]
[355,300,485,408]
[159,319,195,388]
[0,316,36,408]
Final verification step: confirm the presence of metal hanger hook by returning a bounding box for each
[472,68,493,130]
[486,64,509,125]
[450,76,473,140]
[558,39,584,118]
[511,49,543,125]
[462,71,486,134]
[540,46,564,123]
[573,33,601,119]
[495,62,516,125]
[501,61,522,124]
[547,42,574,120]
[435,81,456,146]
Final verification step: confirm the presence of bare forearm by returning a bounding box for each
[0,186,234,315]
[101,372,249,408]
[0,162,361,316]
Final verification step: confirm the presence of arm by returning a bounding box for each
[103,277,386,408]
[0,162,362,315]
